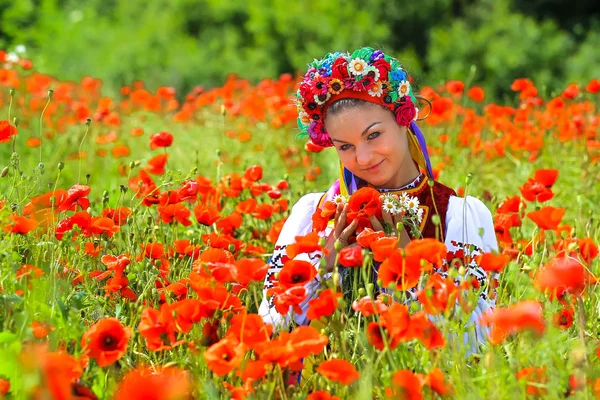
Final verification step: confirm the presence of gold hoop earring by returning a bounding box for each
[415,96,432,121]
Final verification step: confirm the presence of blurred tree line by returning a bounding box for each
[0,0,598,98]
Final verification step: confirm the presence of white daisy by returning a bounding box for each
[416,208,424,223]
[298,110,311,125]
[368,81,384,97]
[398,192,410,208]
[332,194,348,205]
[6,52,18,63]
[313,92,331,105]
[364,65,380,81]
[407,197,420,214]
[382,197,399,215]
[348,58,367,76]
[398,80,411,97]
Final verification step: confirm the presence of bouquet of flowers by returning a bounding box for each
[380,193,424,238]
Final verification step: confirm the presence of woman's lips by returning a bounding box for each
[365,160,384,172]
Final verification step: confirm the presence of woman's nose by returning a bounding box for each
[355,145,373,166]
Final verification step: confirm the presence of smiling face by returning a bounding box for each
[324,100,420,189]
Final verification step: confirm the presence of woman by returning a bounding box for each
[259,47,498,349]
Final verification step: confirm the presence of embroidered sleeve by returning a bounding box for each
[259,193,324,327]
[444,195,499,350]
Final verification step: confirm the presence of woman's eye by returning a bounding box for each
[368,131,381,140]
[339,144,352,151]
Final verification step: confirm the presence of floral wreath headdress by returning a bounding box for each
[294,47,434,196]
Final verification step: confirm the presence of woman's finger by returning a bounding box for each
[334,204,348,239]
[334,202,343,225]
[382,207,394,227]
[369,215,384,232]
[339,218,358,242]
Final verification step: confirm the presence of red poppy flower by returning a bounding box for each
[146,153,169,175]
[519,179,554,203]
[467,86,485,102]
[138,304,179,351]
[371,236,398,262]
[416,273,459,315]
[307,288,342,320]
[586,78,600,93]
[203,335,245,376]
[516,366,547,397]
[235,198,257,214]
[59,184,91,212]
[385,369,424,400]
[346,187,381,228]
[270,286,308,315]
[405,312,445,350]
[352,296,389,317]
[356,227,385,248]
[405,238,447,270]
[316,359,360,385]
[480,301,546,344]
[307,391,341,400]
[114,367,191,400]
[378,249,421,291]
[226,313,272,349]
[533,169,559,188]
[149,131,173,149]
[289,325,329,359]
[286,232,322,258]
[426,368,453,396]
[0,120,17,143]
[535,256,586,298]
[3,214,39,234]
[445,80,464,95]
[578,237,599,264]
[102,206,132,225]
[194,203,221,226]
[157,203,192,226]
[338,245,364,267]
[277,260,317,289]
[552,308,574,329]
[477,252,511,273]
[252,203,276,220]
[527,206,565,230]
[497,196,525,214]
[233,258,269,285]
[0,378,9,398]
[243,165,263,182]
[81,318,132,367]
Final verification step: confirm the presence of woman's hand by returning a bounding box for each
[323,203,359,272]
[368,195,411,248]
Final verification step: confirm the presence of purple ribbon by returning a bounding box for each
[410,121,434,180]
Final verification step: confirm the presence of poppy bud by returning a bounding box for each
[48,89,54,99]
[0,166,8,178]
[85,118,91,126]
[57,162,64,171]
[332,271,340,288]
[465,172,474,185]
[431,215,441,226]
[228,244,236,253]
[358,288,366,297]
[12,116,19,127]
[334,240,343,252]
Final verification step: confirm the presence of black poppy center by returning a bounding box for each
[102,334,118,350]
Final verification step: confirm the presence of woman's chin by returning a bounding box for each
[362,174,390,188]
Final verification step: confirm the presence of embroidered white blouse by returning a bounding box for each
[259,191,498,349]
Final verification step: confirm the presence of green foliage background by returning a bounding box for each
[0,0,598,96]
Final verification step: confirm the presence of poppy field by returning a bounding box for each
[1,50,600,399]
